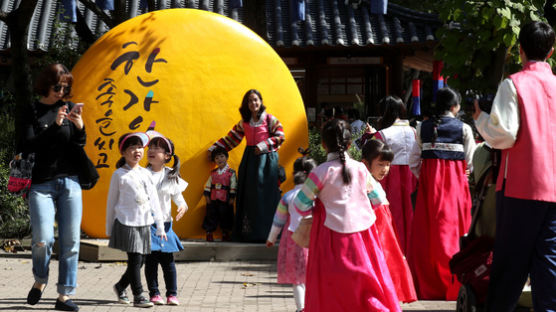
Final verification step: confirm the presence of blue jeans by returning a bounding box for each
[29,176,82,296]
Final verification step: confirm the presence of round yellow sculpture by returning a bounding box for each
[71,9,308,238]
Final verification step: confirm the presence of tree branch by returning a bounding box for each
[78,0,117,28]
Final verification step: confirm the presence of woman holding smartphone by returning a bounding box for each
[23,63,85,312]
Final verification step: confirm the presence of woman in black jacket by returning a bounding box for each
[24,63,85,312]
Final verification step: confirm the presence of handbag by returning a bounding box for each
[7,153,35,198]
[74,145,99,190]
[291,216,312,248]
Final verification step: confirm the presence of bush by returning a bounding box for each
[0,161,30,238]
[0,94,30,238]
[307,124,362,164]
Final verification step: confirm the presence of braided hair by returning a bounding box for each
[293,148,318,185]
[431,87,461,145]
[321,119,352,184]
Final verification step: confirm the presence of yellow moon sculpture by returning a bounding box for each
[71,9,308,238]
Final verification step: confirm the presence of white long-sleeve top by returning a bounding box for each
[105,165,165,236]
[415,111,477,174]
[474,78,520,150]
[148,167,188,222]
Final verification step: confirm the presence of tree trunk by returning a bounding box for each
[487,46,508,93]
[3,0,38,152]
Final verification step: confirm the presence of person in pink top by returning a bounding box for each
[293,119,400,312]
[473,21,556,311]
[208,89,285,242]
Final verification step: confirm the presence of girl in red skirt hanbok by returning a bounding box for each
[293,119,400,312]
[407,87,476,300]
[361,139,417,303]
[372,96,421,254]
[266,151,318,312]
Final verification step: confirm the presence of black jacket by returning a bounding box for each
[24,100,86,184]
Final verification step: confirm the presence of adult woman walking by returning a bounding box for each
[24,63,85,311]
[209,89,285,242]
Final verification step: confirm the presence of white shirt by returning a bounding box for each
[379,119,421,177]
[474,78,520,150]
[148,167,188,223]
[415,111,477,174]
[105,165,165,236]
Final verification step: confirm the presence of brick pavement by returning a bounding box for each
[0,254,456,312]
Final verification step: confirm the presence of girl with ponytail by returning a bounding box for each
[292,119,401,312]
[143,124,188,306]
[407,87,476,300]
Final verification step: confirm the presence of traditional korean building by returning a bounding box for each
[0,0,440,121]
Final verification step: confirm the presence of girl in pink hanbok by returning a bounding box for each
[293,119,400,312]
[266,151,317,312]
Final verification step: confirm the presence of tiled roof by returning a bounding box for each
[0,0,439,53]
[267,1,440,48]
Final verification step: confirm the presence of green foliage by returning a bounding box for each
[35,13,85,70]
[307,125,362,165]
[0,89,30,238]
[433,0,554,94]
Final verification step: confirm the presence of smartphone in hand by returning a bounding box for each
[70,103,84,115]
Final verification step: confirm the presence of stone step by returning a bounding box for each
[78,239,278,262]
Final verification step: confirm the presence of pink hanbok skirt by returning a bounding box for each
[305,200,401,312]
[277,218,308,284]
[408,158,471,300]
[379,164,417,255]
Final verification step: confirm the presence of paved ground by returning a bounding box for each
[0,253,456,312]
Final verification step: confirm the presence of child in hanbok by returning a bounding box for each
[266,151,317,312]
[293,119,400,312]
[372,96,420,254]
[408,87,476,300]
[361,139,417,303]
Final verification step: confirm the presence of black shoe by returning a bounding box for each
[133,295,154,308]
[55,299,79,311]
[26,284,45,305]
[113,284,130,304]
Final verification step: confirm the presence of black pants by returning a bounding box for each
[486,186,556,312]
[145,251,177,297]
[202,200,234,232]
[116,252,146,297]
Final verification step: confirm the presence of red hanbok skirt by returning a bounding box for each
[374,204,417,303]
[408,159,472,300]
[379,164,417,255]
[305,200,401,312]
[277,218,308,284]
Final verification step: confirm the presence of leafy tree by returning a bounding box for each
[433,0,555,94]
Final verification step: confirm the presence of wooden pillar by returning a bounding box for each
[304,54,319,126]
[390,52,404,97]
